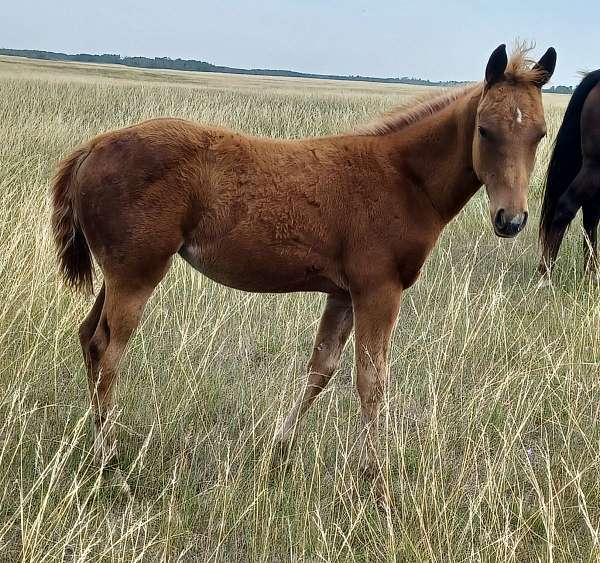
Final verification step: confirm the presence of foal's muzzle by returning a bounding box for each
[494,209,528,238]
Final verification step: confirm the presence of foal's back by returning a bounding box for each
[73,118,403,293]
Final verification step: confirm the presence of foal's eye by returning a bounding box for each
[478,126,489,139]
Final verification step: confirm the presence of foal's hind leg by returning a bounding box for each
[87,275,163,465]
[274,293,353,449]
[583,203,600,276]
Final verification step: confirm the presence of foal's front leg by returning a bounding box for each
[352,283,402,477]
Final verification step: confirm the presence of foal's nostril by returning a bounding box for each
[495,211,527,237]
[494,209,506,230]
[494,209,527,237]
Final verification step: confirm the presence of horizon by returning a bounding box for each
[0,46,576,88]
[2,1,598,87]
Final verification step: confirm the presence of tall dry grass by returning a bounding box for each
[0,56,598,562]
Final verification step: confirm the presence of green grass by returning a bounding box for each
[0,56,598,562]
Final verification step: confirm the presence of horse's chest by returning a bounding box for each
[395,234,437,289]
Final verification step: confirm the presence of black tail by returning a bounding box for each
[539,70,600,248]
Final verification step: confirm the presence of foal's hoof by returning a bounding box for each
[536,276,552,290]
[106,467,132,498]
[360,463,377,481]
[94,450,120,472]
[355,464,393,509]
[359,455,381,481]
[375,477,394,509]
[269,438,296,473]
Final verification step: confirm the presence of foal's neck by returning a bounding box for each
[384,86,483,224]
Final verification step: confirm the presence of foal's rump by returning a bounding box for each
[63,120,200,283]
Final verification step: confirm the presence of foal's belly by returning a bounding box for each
[178,239,344,294]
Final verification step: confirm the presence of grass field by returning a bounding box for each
[1,55,598,562]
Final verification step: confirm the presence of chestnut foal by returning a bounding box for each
[52,44,555,478]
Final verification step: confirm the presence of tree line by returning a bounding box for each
[0,48,574,93]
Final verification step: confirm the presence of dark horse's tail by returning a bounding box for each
[539,70,600,248]
[51,146,94,293]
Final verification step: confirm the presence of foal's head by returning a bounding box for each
[473,44,556,238]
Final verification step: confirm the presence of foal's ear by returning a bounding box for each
[532,47,557,88]
[485,44,508,86]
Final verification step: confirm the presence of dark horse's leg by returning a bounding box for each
[275,293,353,448]
[539,167,595,281]
[583,203,600,275]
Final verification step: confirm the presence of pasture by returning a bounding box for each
[0,55,598,562]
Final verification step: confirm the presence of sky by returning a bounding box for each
[2,1,598,86]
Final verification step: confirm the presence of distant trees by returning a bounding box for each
[0,49,219,72]
[0,48,575,93]
[543,85,574,94]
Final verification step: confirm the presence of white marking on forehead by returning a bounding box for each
[516,107,523,124]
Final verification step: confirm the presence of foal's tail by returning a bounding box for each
[539,70,600,248]
[51,146,94,293]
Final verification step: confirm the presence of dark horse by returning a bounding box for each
[52,45,555,486]
[539,70,600,283]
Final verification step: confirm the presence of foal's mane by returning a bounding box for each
[356,44,545,137]
[355,84,480,136]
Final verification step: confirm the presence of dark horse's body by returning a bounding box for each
[539,70,600,280]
